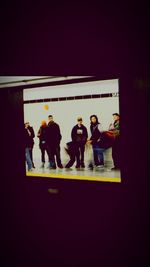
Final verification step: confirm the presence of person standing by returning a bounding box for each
[87,115,105,168]
[46,115,63,169]
[24,123,33,171]
[71,117,88,168]
[25,122,35,168]
[108,113,120,170]
[37,120,49,168]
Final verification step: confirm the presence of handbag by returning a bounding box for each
[98,131,115,149]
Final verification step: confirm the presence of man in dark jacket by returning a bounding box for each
[25,122,35,168]
[71,117,88,168]
[46,115,63,169]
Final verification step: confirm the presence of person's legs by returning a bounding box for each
[40,144,45,163]
[29,146,35,167]
[92,144,104,166]
[65,142,76,168]
[97,147,105,165]
[80,143,85,167]
[55,145,63,168]
[75,143,80,168]
[40,146,45,167]
[65,155,76,168]
[25,148,33,171]
[48,146,56,168]
[92,144,100,166]
[29,148,32,162]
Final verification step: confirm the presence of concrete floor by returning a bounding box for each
[26,156,121,182]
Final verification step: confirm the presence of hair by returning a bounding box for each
[41,120,47,126]
[48,115,53,120]
[90,114,99,124]
[112,113,120,117]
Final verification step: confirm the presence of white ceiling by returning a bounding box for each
[0,76,47,82]
[0,76,91,88]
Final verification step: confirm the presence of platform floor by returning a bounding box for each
[26,158,121,183]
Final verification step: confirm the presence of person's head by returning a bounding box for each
[48,115,54,122]
[41,120,47,127]
[25,122,30,128]
[77,117,83,125]
[90,115,99,124]
[112,113,120,121]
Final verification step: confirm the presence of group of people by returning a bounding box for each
[25,113,120,172]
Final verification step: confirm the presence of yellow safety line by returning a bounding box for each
[26,172,121,183]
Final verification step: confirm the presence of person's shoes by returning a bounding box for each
[28,168,33,172]
[80,163,85,168]
[95,164,104,169]
[32,163,35,168]
[88,163,93,170]
[111,166,119,170]
[49,165,56,170]
[75,165,80,168]
[88,166,93,170]
[65,165,71,168]
[58,164,63,169]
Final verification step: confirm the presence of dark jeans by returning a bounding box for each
[75,142,85,167]
[65,142,76,168]
[29,148,33,162]
[65,156,76,168]
[29,145,34,165]
[92,144,105,166]
[48,144,62,168]
[40,143,49,163]
[25,148,33,170]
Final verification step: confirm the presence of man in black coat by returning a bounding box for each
[71,117,88,168]
[46,115,63,169]
[25,122,35,168]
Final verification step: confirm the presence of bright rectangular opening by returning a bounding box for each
[23,77,121,183]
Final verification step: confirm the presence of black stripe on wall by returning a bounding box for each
[23,92,119,104]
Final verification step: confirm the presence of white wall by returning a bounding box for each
[23,79,119,165]
[23,79,119,100]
